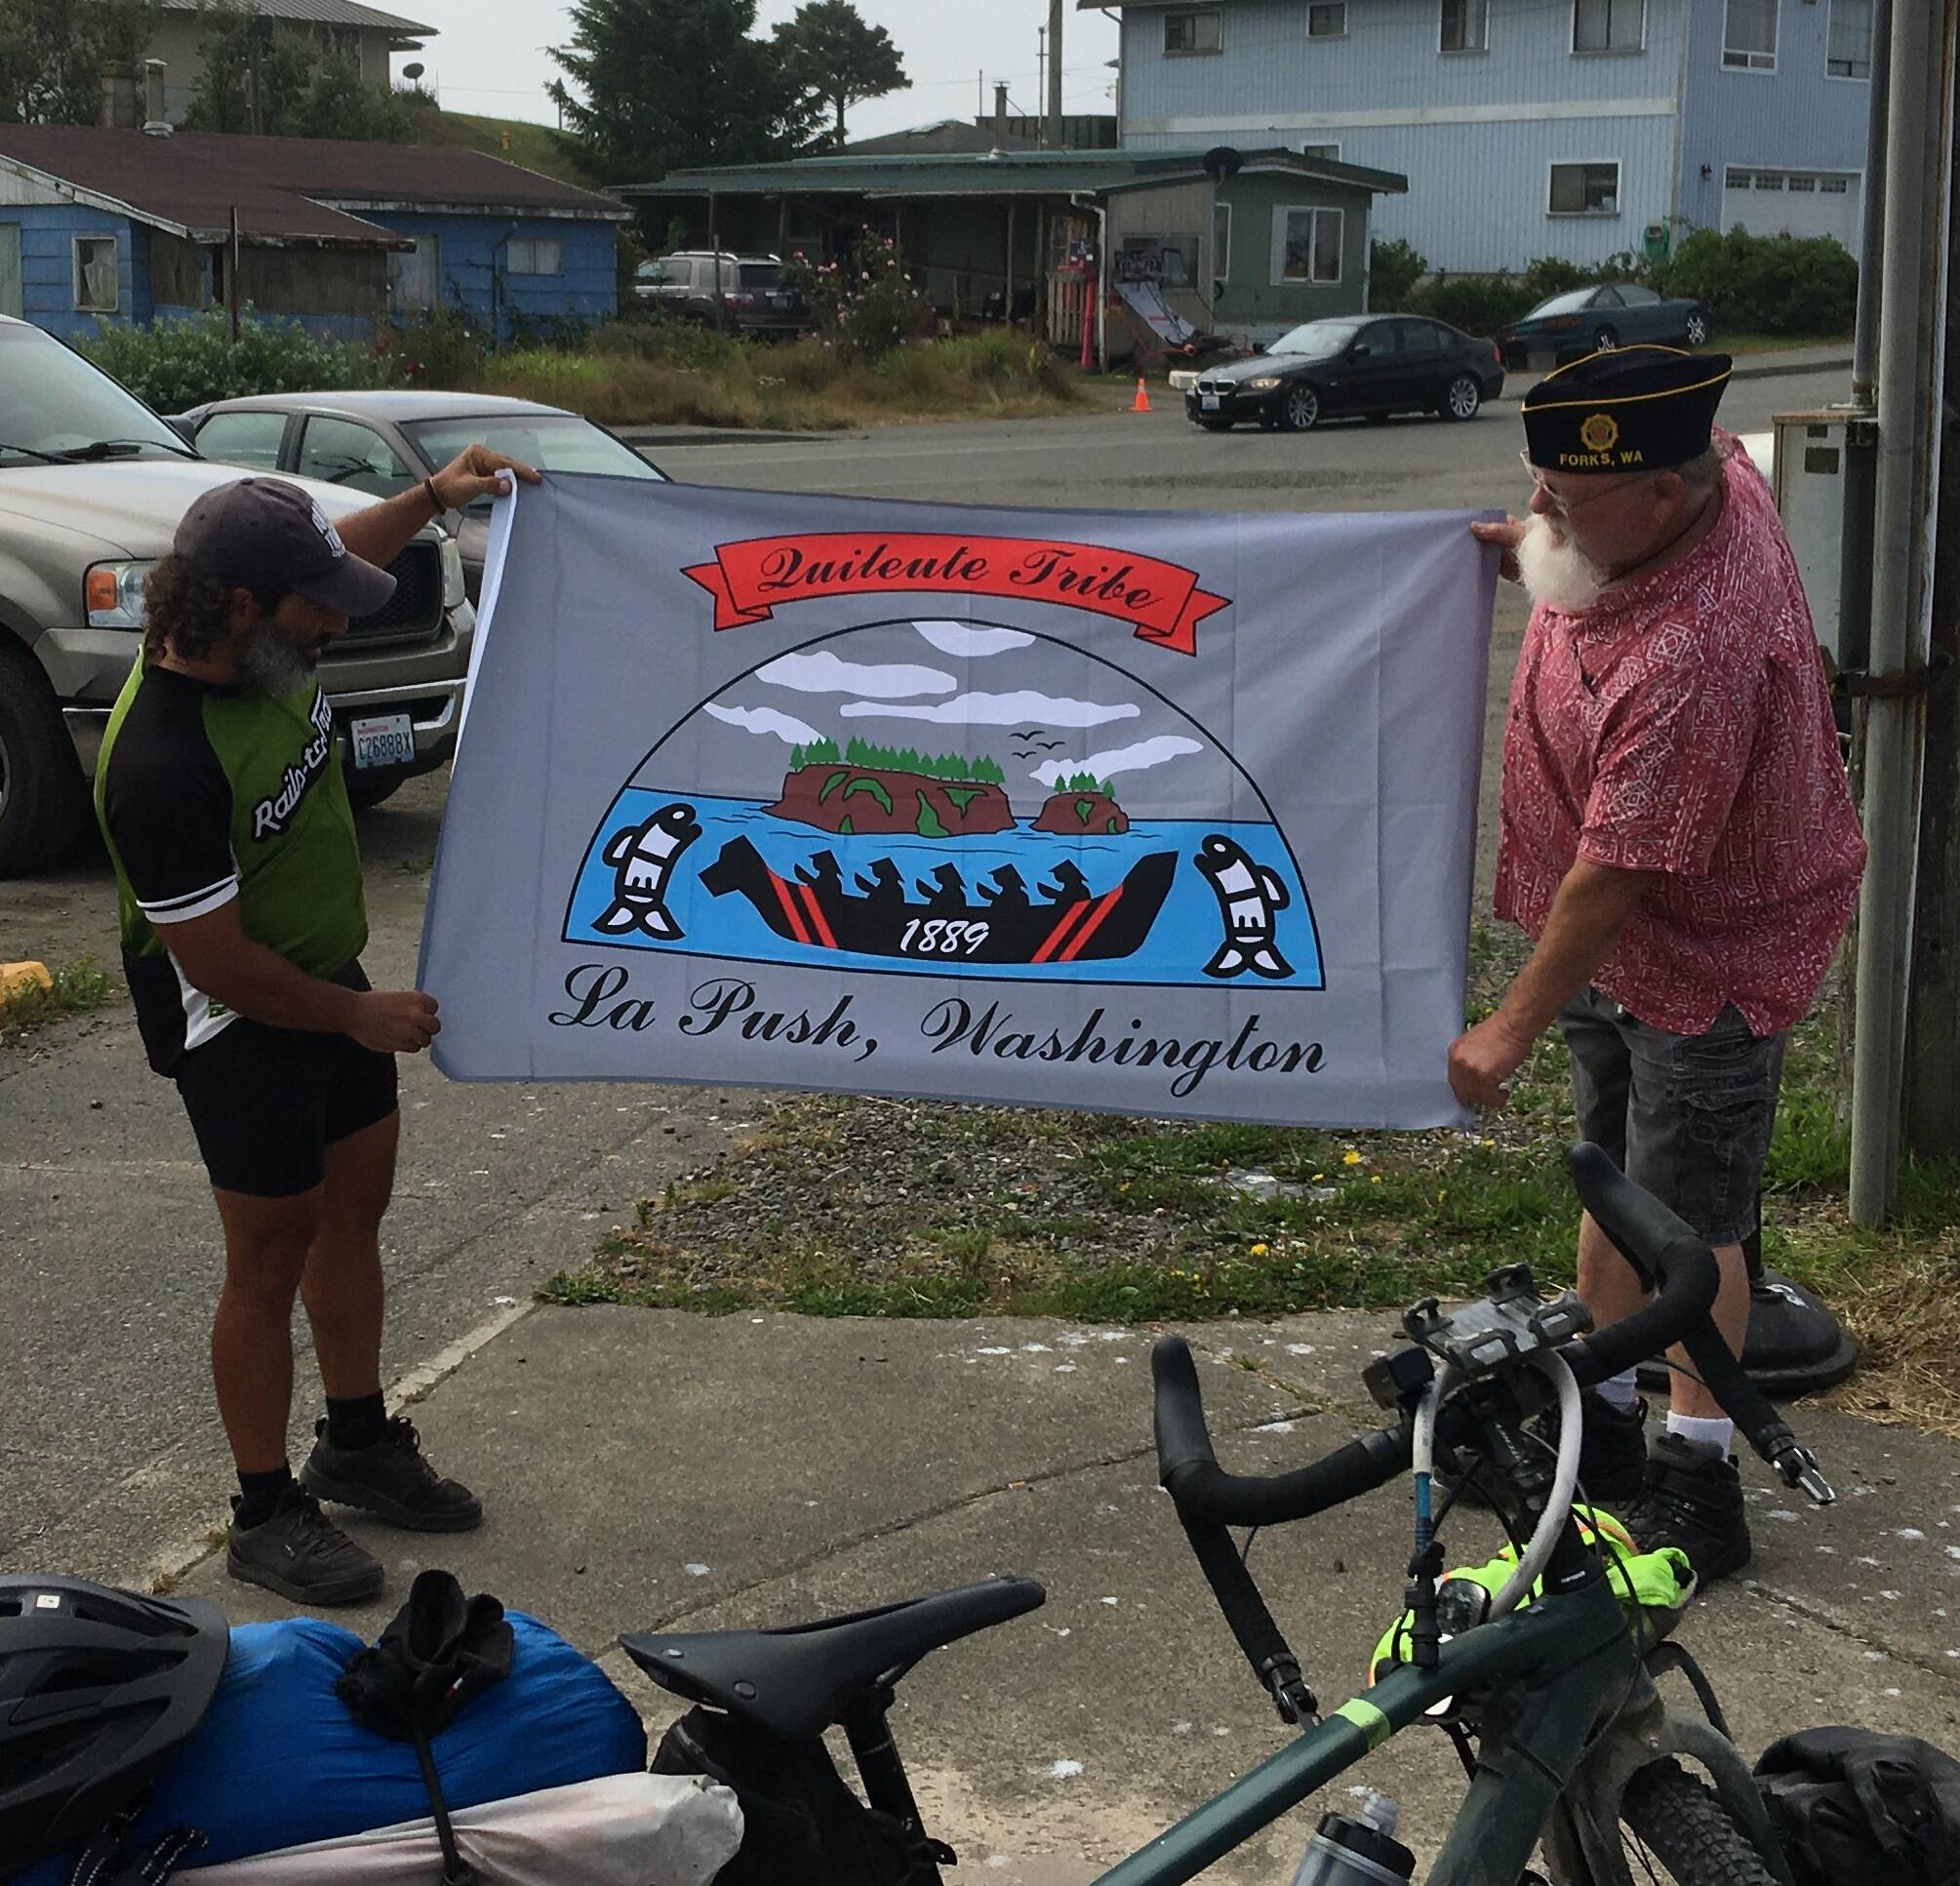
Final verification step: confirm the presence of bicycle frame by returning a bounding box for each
[1091,1575,1636,1886]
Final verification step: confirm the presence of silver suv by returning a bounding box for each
[0,316,472,877]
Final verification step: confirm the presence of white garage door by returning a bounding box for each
[1722,169,1861,248]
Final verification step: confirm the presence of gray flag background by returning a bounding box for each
[420,474,1498,1128]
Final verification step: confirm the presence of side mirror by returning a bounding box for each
[164,416,197,443]
[1347,343,1372,359]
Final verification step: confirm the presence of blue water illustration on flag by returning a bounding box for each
[563,789,1324,989]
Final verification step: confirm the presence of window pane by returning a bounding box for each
[1726,166,1751,186]
[1723,0,1777,64]
[193,412,288,471]
[1312,209,1343,281]
[1441,0,1488,51]
[1307,3,1347,36]
[1281,210,1314,281]
[1549,163,1620,214]
[1828,0,1872,76]
[1787,175,1817,192]
[1165,10,1220,51]
[1619,283,1660,303]
[1575,0,1642,51]
[298,417,414,498]
[1820,177,1850,193]
[76,238,117,312]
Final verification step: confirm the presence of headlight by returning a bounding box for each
[438,534,466,610]
[84,560,155,630]
[1246,377,1284,391]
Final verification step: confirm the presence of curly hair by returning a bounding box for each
[140,559,288,665]
[140,555,234,665]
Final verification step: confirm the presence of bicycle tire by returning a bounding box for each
[1612,1759,1781,1886]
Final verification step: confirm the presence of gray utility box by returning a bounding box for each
[1771,407,1867,665]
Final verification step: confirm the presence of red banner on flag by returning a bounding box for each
[683,532,1228,656]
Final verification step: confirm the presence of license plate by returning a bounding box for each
[1201,394,1220,411]
[349,712,415,771]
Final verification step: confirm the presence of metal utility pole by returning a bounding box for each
[1847,0,1956,1224]
[1048,0,1065,147]
[1902,6,1960,1161]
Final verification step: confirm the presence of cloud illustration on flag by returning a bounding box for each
[840,689,1141,727]
[702,702,822,744]
[757,651,955,698]
[1032,735,1205,786]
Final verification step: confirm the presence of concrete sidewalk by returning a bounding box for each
[172,1304,1960,1884]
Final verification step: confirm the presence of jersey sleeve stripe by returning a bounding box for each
[138,875,240,924]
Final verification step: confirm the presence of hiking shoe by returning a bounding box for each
[227,1485,385,1606]
[301,1417,483,1533]
[1625,1434,1752,1584]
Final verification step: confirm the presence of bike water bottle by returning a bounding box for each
[1288,1790,1415,1886]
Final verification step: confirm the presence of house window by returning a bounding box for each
[1723,0,1777,70]
[1726,167,1751,187]
[1820,177,1851,193]
[506,237,565,276]
[1276,207,1343,284]
[1827,0,1872,77]
[1307,3,1347,37]
[73,236,118,312]
[1787,175,1816,192]
[1549,161,1620,215]
[1573,0,1643,53]
[1163,10,1221,54]
[1301,142,1340,158]
[1213,201,1232,283]
[1441,0,1489,53]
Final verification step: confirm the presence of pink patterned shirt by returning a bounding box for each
[1494,432,1866,1035]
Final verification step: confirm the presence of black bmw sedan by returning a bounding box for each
[1183,314,1505,433]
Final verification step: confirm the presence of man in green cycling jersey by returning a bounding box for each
[96,454,538,1605]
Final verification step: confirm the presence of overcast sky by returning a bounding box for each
[397,2,1122,143]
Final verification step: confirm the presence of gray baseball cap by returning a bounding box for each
[173,477,397,619]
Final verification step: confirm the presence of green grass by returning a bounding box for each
[541,917,1960,1429]
[0,957,116,1043]
[410,109,598,190]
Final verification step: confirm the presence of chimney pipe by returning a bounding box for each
[141,59,171,136]
[993,82,1009,140]
[1047,0,1064,148]
[100,62,140,130]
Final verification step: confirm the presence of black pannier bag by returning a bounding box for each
[1755,1725,1960,1886]
[652,1704,934,1886]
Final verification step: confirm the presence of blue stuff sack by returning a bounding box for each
[19,1611,646,1880]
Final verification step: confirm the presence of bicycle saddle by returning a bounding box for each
[620,1575,1045,1741]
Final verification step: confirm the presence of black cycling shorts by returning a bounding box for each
[174,963,399,1199]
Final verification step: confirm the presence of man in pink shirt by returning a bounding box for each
[1452,345,1865,1579]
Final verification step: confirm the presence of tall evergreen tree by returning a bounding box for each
[547,0,812,186]
[0,0,159,126]
[772,0,907,150]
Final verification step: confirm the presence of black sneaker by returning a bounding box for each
[1436,1392,1647,1512]
[1625,1433,1752,1583]
[227,1485,385,1606]
[301,1416,484,1534]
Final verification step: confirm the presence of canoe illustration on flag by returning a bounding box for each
[560,617,1324,989]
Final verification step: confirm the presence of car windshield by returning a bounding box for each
[0,325,192,464]
[1524,289,1597,319]
[402,415,666,510]
[1267,319,1367,356]
[739,263,784,289]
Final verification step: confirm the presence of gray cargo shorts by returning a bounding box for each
[1559,985,1786,1247]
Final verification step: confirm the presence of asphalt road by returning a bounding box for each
[0,366,1849,1587]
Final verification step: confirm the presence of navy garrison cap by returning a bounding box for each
[1522,344,1733,474]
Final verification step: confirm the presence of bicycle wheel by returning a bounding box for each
[1612,1759,1780,1886]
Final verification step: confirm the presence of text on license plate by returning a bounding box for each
[349,712,416,771]
[1200,394,1220,410]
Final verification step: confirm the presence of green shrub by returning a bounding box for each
[1654,226,1858,336]
[376,305,490,386]
[1406,273,1540,337]
[80,309,396,413]
[1368,237,1428,310]
[588,314,742,373]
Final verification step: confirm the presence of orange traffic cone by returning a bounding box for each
[1130,376,1152,413]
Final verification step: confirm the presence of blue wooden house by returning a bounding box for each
[0,125,626,341]
[1096,0,1875,273]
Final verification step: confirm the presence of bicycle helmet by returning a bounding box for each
[0,1576,227,1876]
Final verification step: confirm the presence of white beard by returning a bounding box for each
[1516,513,1605,616]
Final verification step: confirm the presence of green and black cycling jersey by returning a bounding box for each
[94,662,368,1075]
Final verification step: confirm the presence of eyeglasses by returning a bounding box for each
[1518,450,1652,519]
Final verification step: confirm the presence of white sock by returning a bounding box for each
[1666,1412,1734,1457]
[1595,1368,1639,1413]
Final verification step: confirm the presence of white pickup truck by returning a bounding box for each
[0,315,472,877]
